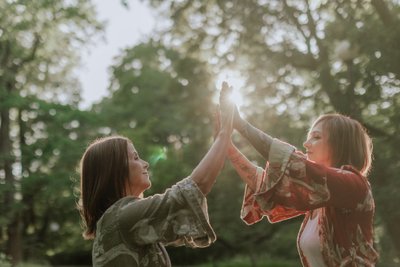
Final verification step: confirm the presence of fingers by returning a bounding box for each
[219,81,234,111]
[219,81,232,104]
[221,81,231,93]
[222,81,228,90]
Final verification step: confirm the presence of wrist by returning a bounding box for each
[227,146,241,162]
[217,128,232,138]
[227,145,237,157]
[235,117,247,132]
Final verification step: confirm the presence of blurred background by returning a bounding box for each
[1,0,400,266]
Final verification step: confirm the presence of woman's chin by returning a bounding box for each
[145,181,152,190]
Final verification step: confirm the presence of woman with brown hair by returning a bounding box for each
[219,86,379,266]
[78,82,234,267]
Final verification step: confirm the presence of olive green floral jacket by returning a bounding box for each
[92,177,216,267]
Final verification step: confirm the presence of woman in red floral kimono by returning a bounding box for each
[219,87,379,266]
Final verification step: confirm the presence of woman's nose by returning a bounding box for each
[143,160,149,169]
[303,139,310,149]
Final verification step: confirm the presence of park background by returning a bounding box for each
[1,0,400,266]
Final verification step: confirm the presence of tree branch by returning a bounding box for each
[282,0,312,54]
[371,0,394,26]
[19,33,41,66]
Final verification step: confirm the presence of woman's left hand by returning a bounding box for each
[213,106,221,140]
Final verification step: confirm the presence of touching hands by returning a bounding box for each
[217,82,234,135]
[219,82,244,130]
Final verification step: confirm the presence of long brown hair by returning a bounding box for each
[311,114,373,176]
[78,136,130,239]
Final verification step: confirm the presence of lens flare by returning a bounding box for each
[149,147,167,166]
[216,69,246,108]
[228,88,244,107]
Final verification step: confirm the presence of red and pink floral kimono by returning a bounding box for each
[240,139,379,267]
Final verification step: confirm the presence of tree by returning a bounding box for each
[144,0,400,262]
[9,96,99,265]
[0,1,102,265]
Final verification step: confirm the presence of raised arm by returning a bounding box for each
[190,82,234,195]
[233,108,273,161]
[227,143,259,191]
[218,86,273,160]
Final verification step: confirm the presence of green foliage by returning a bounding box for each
[0,0,103,105]
[0,252,12,267]
[0,0,103,265]
[0,94,99,262]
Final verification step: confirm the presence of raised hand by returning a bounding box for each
[219,81,232,116]
[219,82,243,130]
[189,82,234,195]
[218,81,234,134]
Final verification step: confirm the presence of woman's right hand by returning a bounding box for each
[218,81,234,134]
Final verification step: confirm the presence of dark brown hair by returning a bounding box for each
[311,114,373,176]
[78,136,130,239]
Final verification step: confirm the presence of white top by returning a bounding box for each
[299,210,327,267]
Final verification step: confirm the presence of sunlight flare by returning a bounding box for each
[228,88,244,107]
[216,69,246,109]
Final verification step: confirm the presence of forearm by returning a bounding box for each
[227,143,258,191]
[190,130,230,195]
[236,119,273,160]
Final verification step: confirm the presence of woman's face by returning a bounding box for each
[125,143,150,197]
[303,121,332,167]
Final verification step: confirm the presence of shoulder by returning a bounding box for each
[97,197,136,228]
[337,165,370,186]
[332,165,374,204]
[324,165,369,190]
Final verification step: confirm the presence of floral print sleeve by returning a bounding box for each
[92,177,216,267]
[118,177,216,248]
[241,138,372,224]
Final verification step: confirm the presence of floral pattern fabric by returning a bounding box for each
[241,138,379,267]
[92,177,216,267]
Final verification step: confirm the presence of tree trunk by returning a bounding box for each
[371,0,394,26]
[1,107,23,266]
[6,213,23,266]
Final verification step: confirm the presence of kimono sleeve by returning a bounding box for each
[117,177,216,248]
[240,140,305,225]
[241,138,372,224]
[253,138,372,223]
